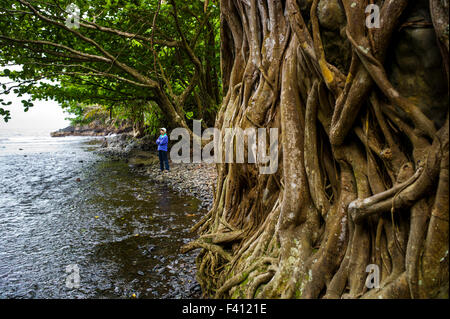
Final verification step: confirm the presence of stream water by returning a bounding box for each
[0,133,203,298]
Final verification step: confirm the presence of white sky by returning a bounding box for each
[0,66,70,135]
[0,94,70,133]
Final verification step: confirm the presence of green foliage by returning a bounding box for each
[0,106,11,122]
[64,102,99,126]
[144,105,163,136]
[0,0,221,129]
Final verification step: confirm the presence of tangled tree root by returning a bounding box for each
[181,0,449,299]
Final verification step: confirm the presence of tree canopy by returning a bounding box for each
[0,0,221,131]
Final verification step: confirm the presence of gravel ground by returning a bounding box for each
[139,163,216,211]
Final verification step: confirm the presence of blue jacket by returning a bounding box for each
[156,134,168,152]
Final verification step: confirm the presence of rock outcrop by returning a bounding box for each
[50,121,132,137]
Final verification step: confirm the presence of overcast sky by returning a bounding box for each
[0,66,70,136]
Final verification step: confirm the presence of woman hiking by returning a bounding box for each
[156,128,170,172]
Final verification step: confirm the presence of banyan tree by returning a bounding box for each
[182,0,449,298]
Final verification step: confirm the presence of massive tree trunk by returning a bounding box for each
[183,0,449,299]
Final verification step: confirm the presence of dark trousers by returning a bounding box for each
[158,150,170,171]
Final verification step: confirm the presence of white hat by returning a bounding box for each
[160,128,166,132]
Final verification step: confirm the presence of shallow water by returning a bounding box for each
[0,134,203,298]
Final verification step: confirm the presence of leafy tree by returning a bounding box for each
[0,0,221,131]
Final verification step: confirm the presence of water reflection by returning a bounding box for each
[0,136,203,298]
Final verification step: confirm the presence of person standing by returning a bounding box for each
[156,128,170,172]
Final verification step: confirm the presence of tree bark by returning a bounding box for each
[184,0,449,299]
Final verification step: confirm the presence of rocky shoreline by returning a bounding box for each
[96,134,216,211]
[50,122,132,137]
